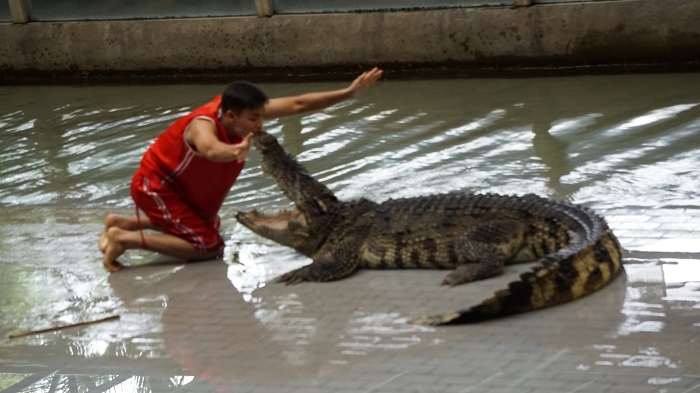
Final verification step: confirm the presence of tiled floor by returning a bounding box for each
[0,204,698,393]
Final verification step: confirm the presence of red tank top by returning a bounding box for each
[137,96,244,222]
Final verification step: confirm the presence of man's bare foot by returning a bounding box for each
[99,214,117,254]
[99,214,128,254]
[103,227,127,273]
[98,230,108,254]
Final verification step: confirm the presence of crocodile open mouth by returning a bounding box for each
[235,207,296,230]
[236,130,336,253]
[235,205,310,249]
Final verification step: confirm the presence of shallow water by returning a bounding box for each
[0,74,699,392]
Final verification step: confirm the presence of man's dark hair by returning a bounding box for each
[221,82,268,114]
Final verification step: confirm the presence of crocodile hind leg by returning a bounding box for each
[442,219,527,287]
[441,242,506,286]
[276,240,361,284]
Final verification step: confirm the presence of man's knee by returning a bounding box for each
[179,227,224,256]
[105,213,121,226]
[193,238,225,257]
[187,250,223,262]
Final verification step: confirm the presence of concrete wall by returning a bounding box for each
[1,0,699,83]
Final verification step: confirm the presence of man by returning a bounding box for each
[99,68,383,272]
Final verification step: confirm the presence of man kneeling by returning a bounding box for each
[99,68,383,272]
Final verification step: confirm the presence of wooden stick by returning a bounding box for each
[8,314,120,339]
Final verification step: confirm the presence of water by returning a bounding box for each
[0,74,699,392]
[2,76,699,209]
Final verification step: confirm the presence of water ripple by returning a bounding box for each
[0,74,699,211]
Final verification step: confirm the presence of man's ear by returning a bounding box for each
[222,109,237,121]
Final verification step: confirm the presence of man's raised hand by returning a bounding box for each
[348,67,384,97]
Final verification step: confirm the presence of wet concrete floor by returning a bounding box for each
[0,74,699,392]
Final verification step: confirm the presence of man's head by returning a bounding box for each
[220,82,269,138]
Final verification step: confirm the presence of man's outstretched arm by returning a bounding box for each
[263,67,383,119]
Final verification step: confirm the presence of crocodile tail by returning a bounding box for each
[411,225,623,326]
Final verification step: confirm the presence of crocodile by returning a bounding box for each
[235,131,623,325]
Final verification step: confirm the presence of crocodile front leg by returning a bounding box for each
[276,238,362,284]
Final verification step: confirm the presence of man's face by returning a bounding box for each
[223,106,265,138]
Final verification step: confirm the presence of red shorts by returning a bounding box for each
[131,172,225,255]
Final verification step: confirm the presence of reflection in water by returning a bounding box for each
[0,374,195,393]
[340,312,435,356]
[0,85,213,207]
[531,121,573,200]
[1,74,700,392]
[106,260,446,392]
[579,258,700,375]
[109,262,256,392]
[2,76,700,210]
